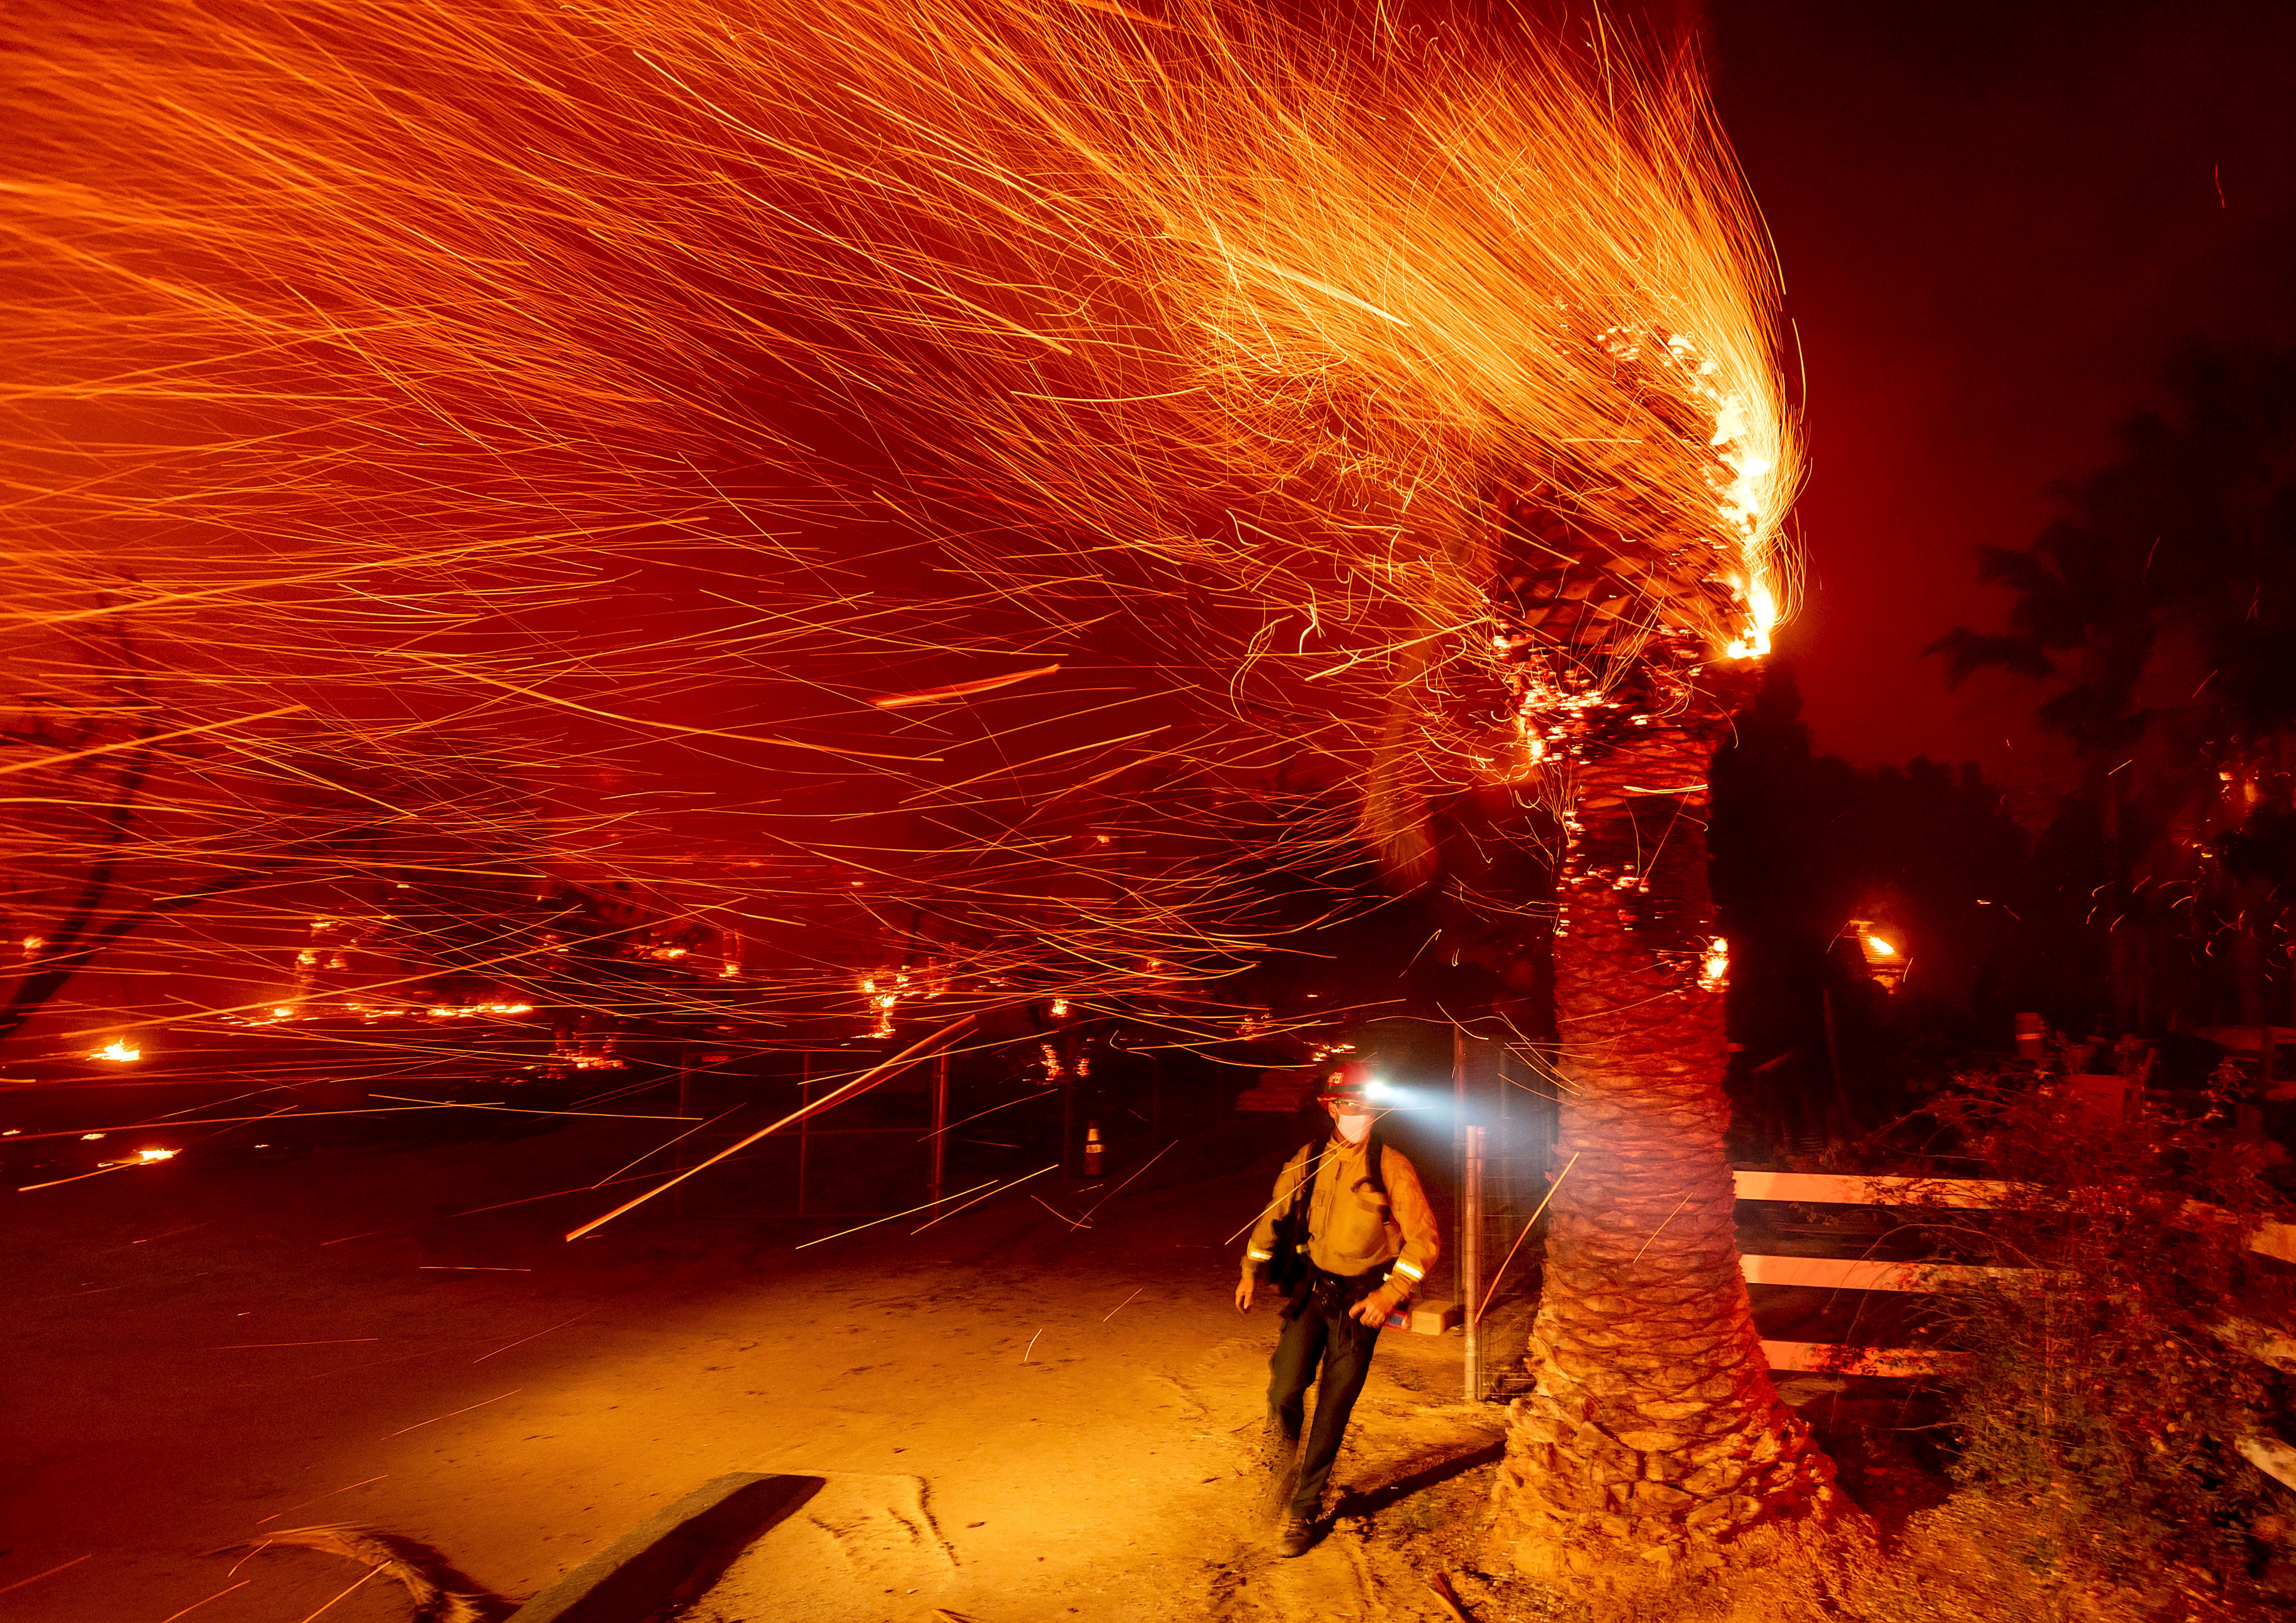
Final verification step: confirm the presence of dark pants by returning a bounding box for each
[1265,1269,1384,1519]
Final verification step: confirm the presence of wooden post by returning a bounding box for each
[1822,988,1851,1139]
[929,1047,949,1205]
[1463,1124,1485,1403]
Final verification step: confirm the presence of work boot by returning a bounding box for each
[1260,1423,1301,1522]
[1275,1515,1317,1558]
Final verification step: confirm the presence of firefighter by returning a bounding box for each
[1235,1061,1441,1556]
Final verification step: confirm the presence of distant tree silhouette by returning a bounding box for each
[1710,662,2047,1152]
[1934,345,2296,1029]
[0,603,164,1044]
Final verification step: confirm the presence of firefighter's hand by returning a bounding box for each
[1235,1275,1257,1313]
[1351,1287,1402,1327]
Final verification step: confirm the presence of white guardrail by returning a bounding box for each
[1734,1168,2296,1488]
[1732,1169,2296,1379]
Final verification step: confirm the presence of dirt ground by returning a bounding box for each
[3,1112,1556,1623]
[10,1111,2285,1623]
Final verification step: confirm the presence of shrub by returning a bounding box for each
[1898,1064,2294,1582]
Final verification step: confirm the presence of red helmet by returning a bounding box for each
[1318,1059,1379,1110]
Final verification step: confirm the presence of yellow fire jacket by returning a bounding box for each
[1241,1134,1441,1295]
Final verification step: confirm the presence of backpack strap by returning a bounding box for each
[1276,1141,1317,1262]
[1285,1139,1316,1219]
[1363,1129,1388,1200]
[1346,1130,1394,1226]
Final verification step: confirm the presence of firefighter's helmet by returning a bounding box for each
[1318,1059,1381,1110]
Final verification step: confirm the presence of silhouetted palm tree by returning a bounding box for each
[1935,344,2296,1028]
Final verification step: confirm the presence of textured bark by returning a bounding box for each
[1407,482,1850,1578]
[1496,719,1843,1581]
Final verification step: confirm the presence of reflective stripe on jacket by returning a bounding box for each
[1241,1135,1440,1293]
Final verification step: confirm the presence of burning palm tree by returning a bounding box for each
[1468,489,1846,1580]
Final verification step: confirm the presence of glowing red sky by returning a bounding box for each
[1706,0,2296,780]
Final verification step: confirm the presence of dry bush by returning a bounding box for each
[1888,1066,2296,1598]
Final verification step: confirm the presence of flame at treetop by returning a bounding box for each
[1,0,1799,1030]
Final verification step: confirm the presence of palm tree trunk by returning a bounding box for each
[1497,716,1844,1580]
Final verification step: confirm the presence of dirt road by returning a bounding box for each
[4,1117,1524,1623]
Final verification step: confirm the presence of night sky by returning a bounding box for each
[1706,0,2296,782]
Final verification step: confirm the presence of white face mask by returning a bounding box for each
[1333,1110,1372,1144]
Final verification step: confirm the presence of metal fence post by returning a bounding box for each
[1497,1046,1514,1218]
[1464,1123,1485,1403]
[1062,1077,1076,1177]
[1452,1024,1468,1304]
[796,1051,812,1216]
[929,1048,949,1205]
[673,1048,692,1217]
